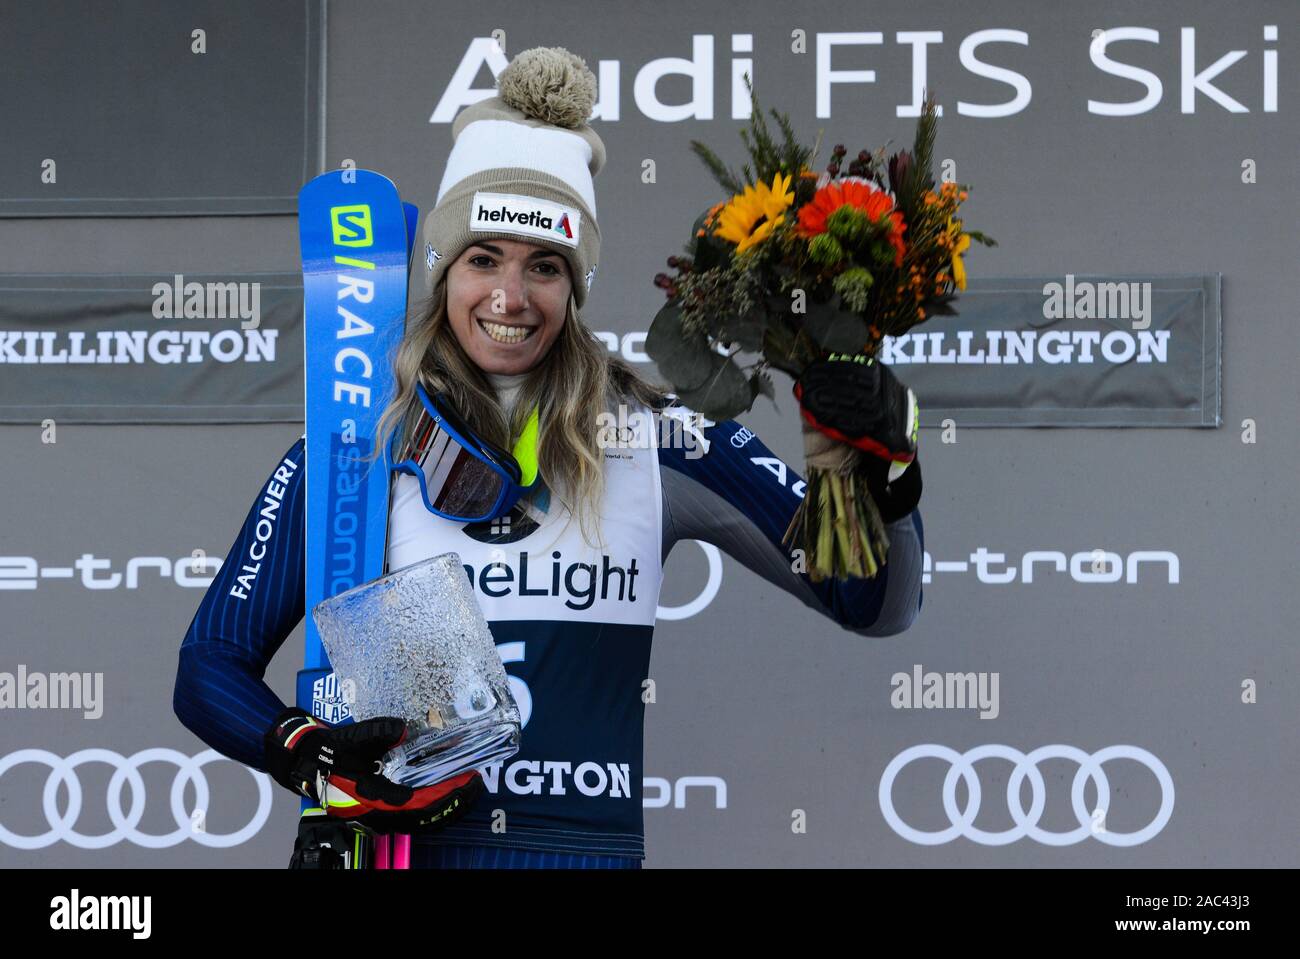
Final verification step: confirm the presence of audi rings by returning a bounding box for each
[879,744,1175,847]
[655,540,723,621]
[0,748,274,850]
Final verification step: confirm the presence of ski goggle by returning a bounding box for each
[390,382,539,524]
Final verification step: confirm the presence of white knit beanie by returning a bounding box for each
[418,46,606,310]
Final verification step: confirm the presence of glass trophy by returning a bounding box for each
[310,551,520,788]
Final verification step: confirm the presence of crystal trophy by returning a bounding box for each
[310,551,520,788]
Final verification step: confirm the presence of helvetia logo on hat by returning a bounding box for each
[469,192,580,248]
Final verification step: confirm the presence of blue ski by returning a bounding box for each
[403,202,419,269]
[296,170,411,740]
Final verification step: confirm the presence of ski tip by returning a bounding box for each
[298,168,399,202]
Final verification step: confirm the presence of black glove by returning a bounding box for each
[288,809,375,869]
[264,708,483,833]
[862,451,923,523]
[794,356,918,463]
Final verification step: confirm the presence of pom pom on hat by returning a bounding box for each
[495,47,597,130]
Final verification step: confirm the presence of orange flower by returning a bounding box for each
[796,179,907,266]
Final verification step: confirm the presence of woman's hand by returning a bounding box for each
[794,355,918,462]
[861,451,922,523]
[795,355,922,522]
[264,708,483,832]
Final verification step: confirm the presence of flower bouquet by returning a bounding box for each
[647,77,993,582]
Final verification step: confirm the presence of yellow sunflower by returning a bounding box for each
[714,171,794,253]
[947,216,971,290]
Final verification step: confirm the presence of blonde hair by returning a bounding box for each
[370,281,670,549]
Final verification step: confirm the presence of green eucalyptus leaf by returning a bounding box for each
[645,303,715,391]
[674,353,754,420]
[800,296,870,352]
[718,304,768,352]
[760,326,802,377]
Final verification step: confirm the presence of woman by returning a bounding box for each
[174,47,925,869]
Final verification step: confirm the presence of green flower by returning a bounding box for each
[832,266,875,313]
[808,233,845,266]
[826,206,869,245]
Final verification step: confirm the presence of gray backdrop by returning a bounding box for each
[1,0,1296,867]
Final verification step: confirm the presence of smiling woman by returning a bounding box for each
[174,44,924,876]
[446,238,572,371]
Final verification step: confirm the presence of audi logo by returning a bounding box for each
[656,540,723,621]
[878,744,1175,847]
[0,748,273,850]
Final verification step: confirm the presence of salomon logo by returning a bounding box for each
[330,204,374,247]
